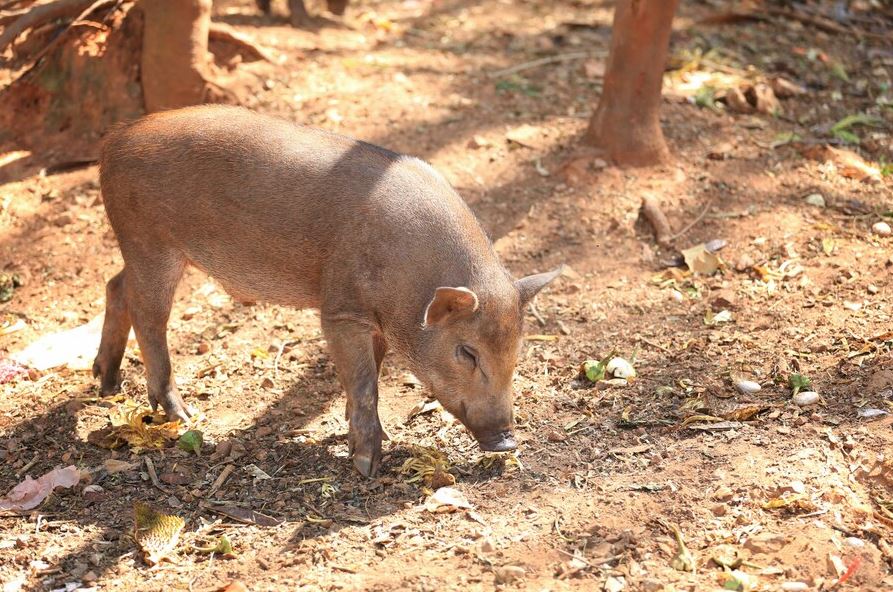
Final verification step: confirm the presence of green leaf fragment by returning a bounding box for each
[178,430,203,455]
[788,373,811,395]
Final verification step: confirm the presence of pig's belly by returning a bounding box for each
[179,237,324,311]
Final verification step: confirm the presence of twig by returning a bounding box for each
[15,453,39,476]
[528,301,547,327]
[273,340,299,380]
[664,199,714,243]
[637,336,671,353]
[488,51,590,78]
[205,464,234,497]
[640,194,673,246]
[144,456,170,494]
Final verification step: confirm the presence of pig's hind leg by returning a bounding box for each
[93,270,132,395]
[120,248,191,422]
[322,317,386,477]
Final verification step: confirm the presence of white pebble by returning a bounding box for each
[606,357,636,379]
[804,193,826,208]
[735,380,761,395]
[872,221,891,236]
[793,391,820,406]
[781,583,809,592]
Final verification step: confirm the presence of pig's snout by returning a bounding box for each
[476,430,517,452]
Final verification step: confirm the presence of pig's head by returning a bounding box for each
[416,267,562,452]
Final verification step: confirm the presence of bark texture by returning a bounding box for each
[584,0,680,167]
[139,0,213,113]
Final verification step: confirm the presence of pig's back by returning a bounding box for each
[99,106,494,309]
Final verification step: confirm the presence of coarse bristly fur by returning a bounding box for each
[93,105,561,477]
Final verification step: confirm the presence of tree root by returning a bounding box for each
[208,22,272,62]
[641,194,673,247]
[0,0,97,52]
[24,0,115,66]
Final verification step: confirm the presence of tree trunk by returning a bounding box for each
[584,0,679,167]
[140,0,213,112]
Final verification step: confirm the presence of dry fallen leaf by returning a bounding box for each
[681,243,722,275]
[801,145,881,182]
[424,487,473,513]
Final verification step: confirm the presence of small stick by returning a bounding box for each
[528,301,547,327]
[205,464,234,497]
[664,199,714,243]
[15,453,39,477]
[144,457,170,494]
[489,51,590,78]
[273,340,299,380]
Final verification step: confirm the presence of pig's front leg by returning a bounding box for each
[321,317,386,477]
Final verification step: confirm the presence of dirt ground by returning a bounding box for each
[2,0,893,590]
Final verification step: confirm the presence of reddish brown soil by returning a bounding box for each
[1,1,892,591]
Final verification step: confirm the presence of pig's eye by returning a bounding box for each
[457,345,478,368]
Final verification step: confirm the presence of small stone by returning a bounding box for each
[641,579,664,592]
[713,486,734,501]
[605,575,626,592]
[256,425,274,438]
[493,566,525,584]
[793,391,820,407]
[467,135,490,149]
[711,504,727,517]
[770,76,807,98]
[546,429,567,442]
[82,571,98,582]
[53,214,73,227]
[804,193,826,208]
[260,377,275,389]
[159,472,190,485]
[182,306,202,320]
[780,582,809,592]
[789,480,806,494]
[197,341,210,354]
[743,532,788,554]
[479,538,496,554]
[735,380,761,395]
[872,221,891,236]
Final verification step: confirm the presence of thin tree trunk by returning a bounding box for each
[584,0,679,167]
[140,0,212,112]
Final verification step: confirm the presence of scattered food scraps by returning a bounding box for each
[0,465,80,512]
[133,502,185,565]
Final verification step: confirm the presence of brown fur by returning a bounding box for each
[94,105,560,476]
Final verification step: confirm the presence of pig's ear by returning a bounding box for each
[515,266,563,306]
[424,287,479,327]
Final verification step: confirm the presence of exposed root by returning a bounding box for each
[641,194,673,247]
[0,0,98,52]
[209,22,273,63]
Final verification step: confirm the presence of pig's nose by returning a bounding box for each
[477,430,517,452]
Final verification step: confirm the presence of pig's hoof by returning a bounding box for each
[151,391,194,423]
[353,453,378,478]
